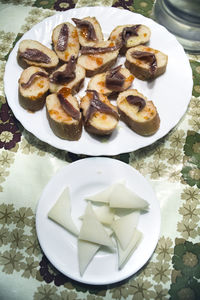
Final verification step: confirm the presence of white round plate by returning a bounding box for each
[4,7,193,156]
[36,157,160,285]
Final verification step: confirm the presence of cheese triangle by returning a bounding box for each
[78,239,100,276]
[117,229,142,269]
[48,187,79,236]
[79,202,114,248]
[85,180,125,203]
[109,183,149,210]
[111,211,140,250]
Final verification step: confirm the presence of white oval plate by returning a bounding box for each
[36,157,160,285]
[4,7,193,156]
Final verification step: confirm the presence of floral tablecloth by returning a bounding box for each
[0,0,200,299]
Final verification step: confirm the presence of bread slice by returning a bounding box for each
[87,65,134,96]
[72,17,104,47]
[125,45,168,80]
[52,22,80,62]
[80,90,119,135]
[18,39,59,69]
[18,66,49,111]
[46,87,82,140]
[109,24,151,54]
[78,41,119,77]
[117,89,160,136]
[49,62,85,94]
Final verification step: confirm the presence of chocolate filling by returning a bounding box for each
[81,43,120,55]
[19,48,51,64]
[105,65,125,90]
[131,50,157,74]
[122,25,140,43]
[57,92,80,120]
[126,95,146,112]
[21,71,48,88]
[50,56,76,84]
[56,24,69,52]
[85,90,119,123]
[72,18,97,41]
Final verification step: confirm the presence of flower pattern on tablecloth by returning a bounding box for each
[0,0,200,299]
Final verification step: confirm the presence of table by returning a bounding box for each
[0,0,200,299]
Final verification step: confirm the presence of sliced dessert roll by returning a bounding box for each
[125,45,168,80]
[72,17,104,47]
[87,65,134,96]
[18,39,59,69]
[109,24,151,54]
[19,66,49,111]
[49,56,85,94]
[80,90,119,135]
[46,87,82,140]
[78,40,120,77]
[117,89,160,136]
[52,22,79,62]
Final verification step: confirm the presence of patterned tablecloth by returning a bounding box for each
[0,0,200,299]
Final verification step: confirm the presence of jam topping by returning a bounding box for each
[21,71,48,88]
[81,42,120,55]
[72,18,97,41]
[85,90,119,123]
[57,90,80,120]
[50,56,76,84]
[105,65,125,90]
[19,48,51,64]
[56,24,69,52]
[126,95,146,112]
[131,50,157,74]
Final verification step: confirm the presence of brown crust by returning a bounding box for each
[125,59,166,81]
[46,107,82,141]
[84,57,118,77]
[118,104,160,136]
[84,122,115,136]
[18,89,48,111]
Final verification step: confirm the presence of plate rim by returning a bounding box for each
[35,157,161,285]
[4,6,193,156]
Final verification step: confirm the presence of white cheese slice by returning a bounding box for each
[111,211,140,249]
[78,227,113,276]
[79,205,114,225]
[78,239,100,276]
[85,180,125,203]
[48,187,79,236]
[117,229,143,269]
[79,202,114,248]
[109,183,149,210]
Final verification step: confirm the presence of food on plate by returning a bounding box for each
[87,65,134,95]
[125,45,168,80]
[49,56,86,94]
[117,229,142,269]
[18,39,59,68]
[48,186,79,236]
[117,89,160,136]
[77,40,120,77]
[79,202,114,248]
[80,90,119,135]
[72,17,104,47]
[111,211,140,250]
[52,22,80,62]
[18,66,49,111]
[78,238,100,277]
[109,24,151,54]
[46,87,82,140]
[16,15,166,141]
[108,181,149,210]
